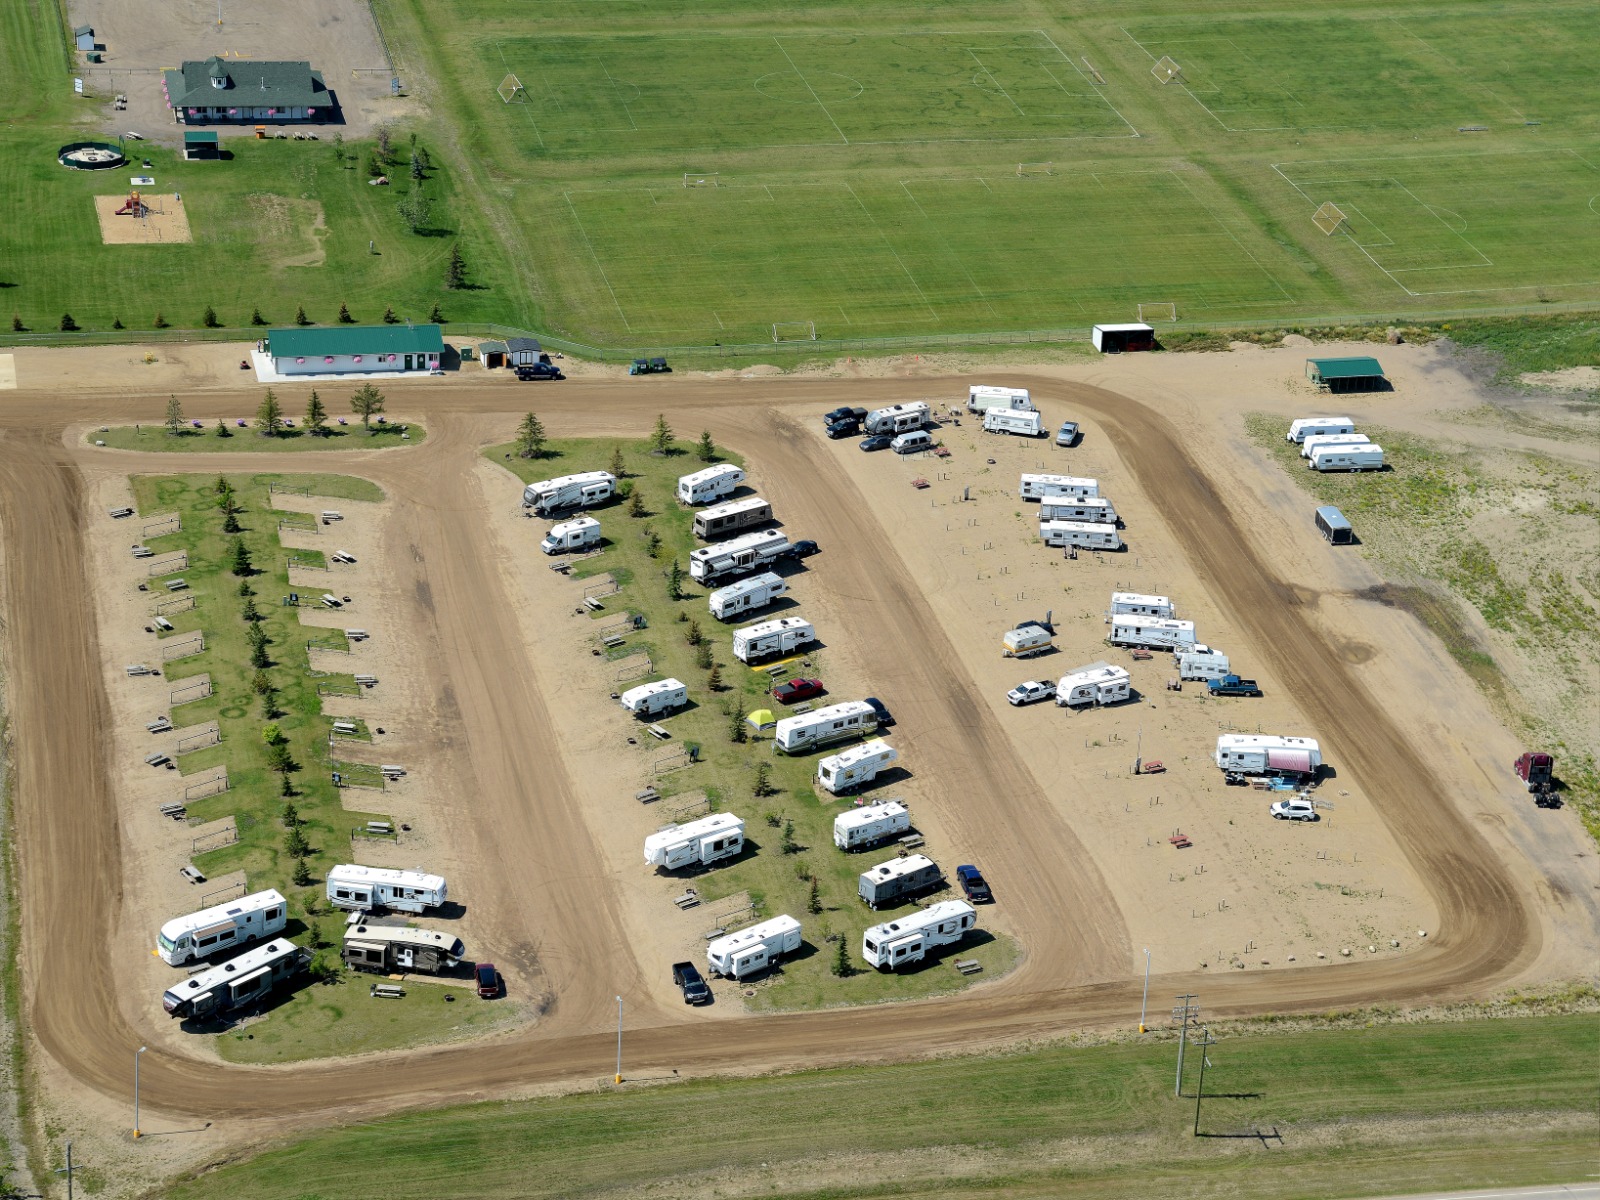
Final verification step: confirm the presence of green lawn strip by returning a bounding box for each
[165,1014,1598,1199]
[93,422,425,454]
[489,435,1016,1008]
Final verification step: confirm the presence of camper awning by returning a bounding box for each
[1267,749,1313,774]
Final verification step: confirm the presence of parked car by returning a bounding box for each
[1056,421,1080,447]
[825,419,861,439]
[672,960,711,1004]
[863,696,893,727]
[956,864,992,903]
[475,962,500,998]
[1269,798,1318,821]
[516,363,563,381]
[1006,680,1056,706]
[773,677,825,705]
[860,434,894,452]
[788,539,820,559]
[824,406,867,425]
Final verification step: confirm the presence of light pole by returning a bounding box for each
[614,995,623,1085]
[133,1046,147,1138]
[1138,948,1151,1032]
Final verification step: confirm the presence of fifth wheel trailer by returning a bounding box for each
[694,496,772,541]
[732,616,815,664]
[1214,734,1323,776]
[858,853,943,909]
[1039,497,1118,525]
[708,572,787,620]
[816,738,898,795]
[677,464,747,506]
[774,700,877,753]
[341,923,465,975]
[834,799,910,851]
[864,401,931,435]
[1041,520,1123,551]
[861,900,976,970]
[157,888,288,965]
[326,865,448,914]
[1110,618,1197,651]
[522,471,616,516]
[689,528,791,583]
[1055,661,1131,707]
[706,915,802,979]
[644,812,745,871]
[1019,473,1099,501]
[162,938,310,1019]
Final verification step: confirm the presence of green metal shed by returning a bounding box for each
[1306,356,1387,393]
[183,130,220,160]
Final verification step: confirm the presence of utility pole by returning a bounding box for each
[614,995,623,1085]
[1192,1026,1218,1136]
[56,1141,82,1200]
[1171,993,1200,1096]
[1138,948,1151,1032]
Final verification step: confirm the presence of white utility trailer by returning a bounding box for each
[861,901,976,970]
[774,700,877,754]
[816,738,898,795]
[708,572,787,620]
[644,812,745,871]
[833,799,910,851]
[732,617,815,664]
[706,915,802,979]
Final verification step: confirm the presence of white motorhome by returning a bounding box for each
[833,799,910,851]
[1310,444,1384,472]
[1110,617,1197,651]
[1056,661,1131,707]
[708,572,787,621]
[1002,624,1053,658]
[619,678,689,717]
[341,924,465,975]
[1287,417,1355,444]
[861,900,976,971]
[326,865,448,914]
[858,854,943,909]
[162,938,309,1019]
[1300,432,1370,459]
[983,408,1044,438]
[522,471,616,516]
[1178,650,1231,681]
[864,401,931,435]
[1041,520,1123,551]
[157,889,288,966]
[694,496,772,541]
[967,384,1033,414]
[706,915,802,979]
[1111,592,1176,619]
[1019,473,1099,501]
[1039,497,1118,525]
[643,812,745,871]
[816,738,898,795]
[677,464,746,506]
[1214,734,1323,775]
[540,516,601,555]
[689,528,791,583]
[774,700,877,754]
[732,617,815,664]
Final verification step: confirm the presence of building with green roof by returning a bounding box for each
[1305,356,1388,394]
[266,325,443,377]
[163,57,331,125]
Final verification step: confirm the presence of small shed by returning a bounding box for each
[478,340,507,369]
[74,24,95,51]
[1092,323,1155,354]
[183,130,219,161]
[1306,356,1386,393]
[505,336,543,366]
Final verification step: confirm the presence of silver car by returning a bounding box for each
[1056,421,1080,447]
[1269,797,1319,821]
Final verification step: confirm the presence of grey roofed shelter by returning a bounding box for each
[163,57,330,124]
[505,336,543,366]
[74,24,95,50]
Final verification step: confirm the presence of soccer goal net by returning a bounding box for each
[1151,56,1182,84]
[683,172,720,188]
[772,321,817,343]
[1137,302,1177,323]
[1312,201,1349,236]
[496,73,526,104]
[1016,161,1056,179]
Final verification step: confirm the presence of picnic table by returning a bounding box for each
[1168,833,1192,849]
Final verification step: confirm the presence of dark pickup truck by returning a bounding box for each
[672,960,711,1005]
[1207,675,1263,697]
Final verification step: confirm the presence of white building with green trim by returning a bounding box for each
[265,325,443,377]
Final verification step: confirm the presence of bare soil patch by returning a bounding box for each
[94,193,193,245]
[246,194,327,268]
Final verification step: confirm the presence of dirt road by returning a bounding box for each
[0,376,1542,1131]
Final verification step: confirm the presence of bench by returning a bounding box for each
[370,983,405,999]
[345,629,369,642]
[108,506,135,519]
[647,724,671,740]
[179,865,206,884]
[365,821,394,836]
[126,664,154,676]
[702,927,725,940]
[159,802,187,820]
[790,702,812,715]
[154,617,174,631]
[583,597,605,612]
[1168,834,1192,849]
[672,890,699,910]
[898,833,926,851]
[146,717,172,733]
[602,634,626,648]
[131,545,154,558]
[636,787,660,804]
[164,579,189,592]
[331,551,357,564]
[144,752,171,767]
[953,959,984,975]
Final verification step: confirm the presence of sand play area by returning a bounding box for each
[94,192,193,244]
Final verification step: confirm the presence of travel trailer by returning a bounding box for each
[1055,661,1131,707]
[341,924,465,975]
[677,465,746,506]
[1039,497,1117,525]
[162,939,309,1019]
[774,700,877,753]
[1019,473,1099,501]
[521,471,615,516]
[706,915,802,979]
[1109,618,1197,651]
[857,854,943,909]
[694,496,772,541]
[732,617,815,664]
[861,901,976,970]
[1002,624,1054,658]
[1040,520,1122,551]
[983,408,1044,438]
[967,385,1033,414]
[325,865,448,914]
[833,799,910,851]
[643,813,745,871]
[816,738,898,795]
[1286,417,1355,444]
[688,529,791,583]
[619,678,689,717]
[1309,444,1384,472]
[157,889,288,966]
[1177,650,1231,682]
[863,402,931,435]
[708,572,787,621]
[1299,432,1370,459]
[1213,734,1323,775]
[1110,592,1175,619]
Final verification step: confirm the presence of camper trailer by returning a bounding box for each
[162,939,310,1019]
[677,465,747,506]
[157,889,288,966]
[967,385,1033,414]
[733,617,815,664]
[1177,650,1231,682]
[861,901,976,971]
[708,572,787,621]
[1041,520,1123,551]
[689,528,791,583]
[643,813,745,871]
[983,408,1044,438]
[858,854,943,909]
[1002,624,1054,658]
[326,865,448,914]
[341,924,465,975]
[1110,592,1175,619]
[694,496,772,541]
[1055,661,1131,707]
[1300,432,1370,459]
[1110,618,1197,651]
[1214,734,1323,776]
[1286,417,1355,444]
[540,516,601,555]
[1039,497,1118,525]
[816,738,898,795]
[705,915,802,979]
[521,471,616,516]
[833,800,910,851]
[774,700,877,754]
[1315,506,1354,545]
[1019,473,1099,501]
[1309,443,1384,472]
[619,678,689,718]
[864,402,931,435]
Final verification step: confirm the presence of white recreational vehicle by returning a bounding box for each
[858,854,943,909]
[540,516,601,555]
[816,738,898,795]
[162,938,310,1019]
[522,471,616,516]
[643,813,745,871]
[732,617,815,664]
[708,572,787,621]
[1214,734,1323,775]
[1178,650,1231,681]
[967,385,1033,414]
[1019,473,1099,501]
[706,915,802,979]
[1002,624,1054,658]
[1109,617,1197,651]
[1041,520,1123,551]
[689,528,791,583]
[1110,592,1175,619]
[861,901,976,971]
[677,464,746,506]
[864,402,931,435]
[694,496,772,541]
[833,799,910,851]
[983,408,1044,438]
[1299,432,1370,459]
[1039,497,1118,525]
[326,865,448,914]
[619,678,689,717]
[341,924,465,975]
[1310,443,1384,472]
[157,889,288,966]
[1286,417,1355,444]
[774,700,877,754]
[1056,661,1132,708]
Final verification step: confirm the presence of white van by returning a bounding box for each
[891,430,933,455]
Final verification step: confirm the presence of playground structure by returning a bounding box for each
[115,190,152,218]
[58,141,126,170]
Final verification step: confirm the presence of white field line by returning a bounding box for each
[1164,170,1296,303]
[562,191,632,330]
[1034,28,1141,137]
[773,37,849,145]
[600,62,640,132]
[497,42,545,149]
[897,181,1002,320]
[842,182,938,321]
[966,48,1025,118]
